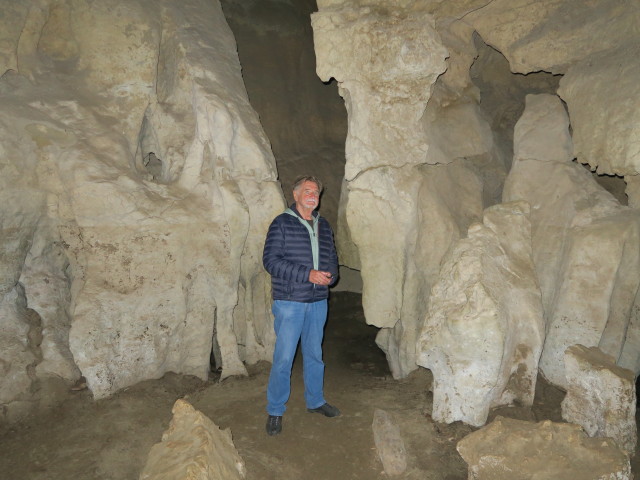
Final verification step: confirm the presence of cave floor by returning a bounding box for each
[0,292,638,479]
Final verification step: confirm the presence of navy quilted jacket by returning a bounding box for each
[263,204,339,302]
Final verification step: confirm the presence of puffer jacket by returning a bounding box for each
[263,204,339,302]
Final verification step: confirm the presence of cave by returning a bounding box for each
[1,0,639,479]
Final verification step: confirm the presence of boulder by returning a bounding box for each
[372,409,406,476]
[139,399,245,480]
[417,201,544,426]
[562,345,637,456]
[457,416,632,480]
[503,94,640,387]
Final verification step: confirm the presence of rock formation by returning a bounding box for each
[417,201,544,426]
[312,0,504,379]
[562,345,637,456]
[139,399,246,480]
[372,408,407,476]
[457,416,632,480]
[312,0,640,392]
[503,94,640,387]
[0,0,283,418]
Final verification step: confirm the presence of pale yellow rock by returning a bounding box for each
[558,49,640,177]
[0,0,29,74]
[1,0,284,409]
[562,345,637,456]
[503,94,640,387]
[139,399,245,480]
[312,3,448,181]
[350,162,483,378]
[313,2,498,380]
[372,409,406,476]
[465,0,640,75]
[457,416,632,480]
[417,202,544,426]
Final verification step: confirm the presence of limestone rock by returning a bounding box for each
[313,2,496,379]
[21,220,80,382]
[139,399,245,480]
[372,409,406,476]
[0,1,29,74]
[626,175,640,208]
[562,345,637,456]
[417,201,544,426]
[350,162,483,379]
[465,0,640,75]
[312,3,449,181]
[558,49,640,176]
[503,94,640,387]
[618,286,640,375]
[0,71,50,418]
[0,287,38,421]
[457,416,632,480]
[1,0,284,408]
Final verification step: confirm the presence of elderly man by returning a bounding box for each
[262,175,340,436]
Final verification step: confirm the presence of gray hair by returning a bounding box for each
[292,175,323,193]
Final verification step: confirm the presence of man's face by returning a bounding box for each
[293,181,320,210]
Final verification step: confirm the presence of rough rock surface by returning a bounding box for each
[562,345,637,456]
[313,1,501,379]
[558,48,640,177]
[417,201,544,427]
[465,0,640,75]
[457,416,632,480]
[0,0,283,414]
[503,94,640,387]
[139,399,245,480]
[372,408,406,476]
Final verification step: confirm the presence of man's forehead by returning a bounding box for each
[299,181,319,191]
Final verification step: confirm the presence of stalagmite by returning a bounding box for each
[417,201,544,426]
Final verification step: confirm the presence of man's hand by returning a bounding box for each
[309,269,333,285]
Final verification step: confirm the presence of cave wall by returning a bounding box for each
[0,0,284,419]
[2,0,640,429]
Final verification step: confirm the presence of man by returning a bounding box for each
[262,175,340,436]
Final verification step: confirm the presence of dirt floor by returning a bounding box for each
[0,292,638,479]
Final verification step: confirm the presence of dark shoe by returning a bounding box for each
[307,403,340,417]
[266,415,282,436]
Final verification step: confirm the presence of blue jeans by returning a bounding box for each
[266,299,328,416]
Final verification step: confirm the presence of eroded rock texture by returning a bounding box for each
[312,0,640,391]
[0,0,283,416]
[312,1,503,378]
[417,202,544,426]
[457,417,632,480]
[503,94,640,388]
[139,399,246,480]
[562,345,637,456]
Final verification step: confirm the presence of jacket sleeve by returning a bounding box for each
[325,222,340,286]
[263,217,312,283]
